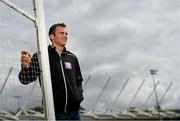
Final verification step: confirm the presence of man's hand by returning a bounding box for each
[21,50,31,68]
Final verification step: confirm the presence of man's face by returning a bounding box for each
[50,26,68,47]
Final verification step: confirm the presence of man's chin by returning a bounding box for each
[61,44,66,47]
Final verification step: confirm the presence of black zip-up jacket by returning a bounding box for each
[19,45,84,113]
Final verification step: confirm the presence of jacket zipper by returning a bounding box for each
[59,53,68,113]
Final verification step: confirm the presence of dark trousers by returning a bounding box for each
[55,109,80,120]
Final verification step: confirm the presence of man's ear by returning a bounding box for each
[49,34,54,41]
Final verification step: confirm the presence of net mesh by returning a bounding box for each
[0,0,44,120]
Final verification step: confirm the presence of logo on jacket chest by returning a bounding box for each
[64,62,72,69]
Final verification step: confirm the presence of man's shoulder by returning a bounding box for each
[65,51,77,58]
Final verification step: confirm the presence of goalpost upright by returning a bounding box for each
[0,0,55,120]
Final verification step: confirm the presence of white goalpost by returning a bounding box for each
[0,0,55,120]
[34,0,55,120]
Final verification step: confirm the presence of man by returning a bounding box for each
[19,23,84,120]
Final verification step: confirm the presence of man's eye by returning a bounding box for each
[60,32,68,35]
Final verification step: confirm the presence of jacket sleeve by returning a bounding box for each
[75,57,83,87]
[75,57,84,101]
[18,53,40,85]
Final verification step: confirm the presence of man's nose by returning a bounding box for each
[63,32,68,36]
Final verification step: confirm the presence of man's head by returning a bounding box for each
[49,23,68,48]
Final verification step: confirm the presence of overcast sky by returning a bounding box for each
[0,0,180,112]
[43,0,180,110]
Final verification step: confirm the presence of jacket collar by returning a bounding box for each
[48,45,67,52]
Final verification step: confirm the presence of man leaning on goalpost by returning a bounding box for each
[18,23,84,120]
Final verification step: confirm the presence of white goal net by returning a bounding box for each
[0,0,54,120]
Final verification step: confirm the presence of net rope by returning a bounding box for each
[0,0,44,120]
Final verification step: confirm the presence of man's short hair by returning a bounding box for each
[48,23,66,36]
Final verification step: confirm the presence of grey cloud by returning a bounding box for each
[0,0,180,112]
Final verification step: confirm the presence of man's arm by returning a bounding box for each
[75,57,83,86]
[75,57,84,101]
[19,51,40,84]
